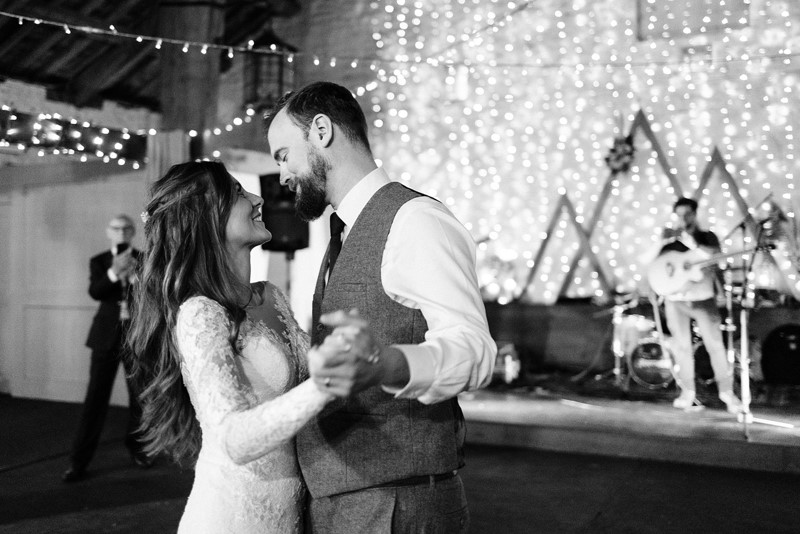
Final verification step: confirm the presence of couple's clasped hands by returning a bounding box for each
[308,310,388,397]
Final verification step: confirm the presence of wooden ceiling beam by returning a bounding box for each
[59,1,153,70]
[42,37,95,74]
[0,0,72,58]
[0,21,36,58]
[70,44,155,108]
[0,0,300,114]
[44,1,152,74]
[64,4,158,107]
[158,0,226,148]
[137,71,159,99]
[223,12,273,46]
[3,2,117,29]
[225,0,300,18]
[0,0,34,34]
[20,0,110,66]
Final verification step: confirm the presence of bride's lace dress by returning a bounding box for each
[175,282,329,534]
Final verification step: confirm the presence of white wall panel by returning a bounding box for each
[1,161,147,405]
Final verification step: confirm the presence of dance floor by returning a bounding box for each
[462,373,800,474]
[1,379,799,533]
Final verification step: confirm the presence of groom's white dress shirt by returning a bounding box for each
[334,167,496,405]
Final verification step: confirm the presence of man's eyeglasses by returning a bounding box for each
[109,225,134,231]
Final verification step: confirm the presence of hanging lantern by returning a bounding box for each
[243,29,297,113]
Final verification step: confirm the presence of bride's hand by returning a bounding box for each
[309,310,387,397]
[308,332,351,397]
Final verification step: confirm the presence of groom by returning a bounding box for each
[266,81,495,532]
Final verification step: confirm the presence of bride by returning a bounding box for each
[128,161,348,533]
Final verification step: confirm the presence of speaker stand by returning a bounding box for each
[284,250,295,302]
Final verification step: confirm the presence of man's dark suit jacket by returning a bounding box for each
[85,249,140,351]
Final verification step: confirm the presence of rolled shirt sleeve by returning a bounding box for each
[380,197,496,404]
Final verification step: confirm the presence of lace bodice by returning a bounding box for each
[175,282,330,534]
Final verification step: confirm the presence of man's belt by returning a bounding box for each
[372,470,458,489]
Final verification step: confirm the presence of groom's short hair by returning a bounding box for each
[266,81,371,151]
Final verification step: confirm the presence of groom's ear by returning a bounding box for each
[311,114,333,147]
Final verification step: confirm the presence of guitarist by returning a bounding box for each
[658,197,742,413]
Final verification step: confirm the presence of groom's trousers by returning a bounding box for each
[306,474,469,534]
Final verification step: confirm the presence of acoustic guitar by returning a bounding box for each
[647,248,754,296]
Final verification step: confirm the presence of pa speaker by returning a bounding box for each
[259,174,309,252]
[761,323,800,385]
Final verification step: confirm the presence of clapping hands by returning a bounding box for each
[111,249,136,281]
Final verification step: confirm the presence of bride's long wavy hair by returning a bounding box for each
[128,160,252,465]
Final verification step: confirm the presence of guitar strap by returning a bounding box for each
[660,238,690,255]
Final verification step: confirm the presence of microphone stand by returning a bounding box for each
[736,223,794,436]
[285,250,295,302]
[721,192,773,243]
[722,220,749,373]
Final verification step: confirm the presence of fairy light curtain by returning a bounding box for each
[366,0,799,304]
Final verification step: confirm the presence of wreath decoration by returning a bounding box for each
[605,133,635,174]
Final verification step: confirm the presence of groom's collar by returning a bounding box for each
[334,167,390,230]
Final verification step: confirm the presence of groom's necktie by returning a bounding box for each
[327,212,345,278]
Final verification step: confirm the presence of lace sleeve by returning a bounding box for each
[177,297,331,465]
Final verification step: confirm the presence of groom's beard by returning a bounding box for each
[294,146,330,222]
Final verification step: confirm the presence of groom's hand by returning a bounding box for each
[310,310,409,396]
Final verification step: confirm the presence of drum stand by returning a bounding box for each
[610,298,640,389]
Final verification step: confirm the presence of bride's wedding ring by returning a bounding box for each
[324,377,331,387]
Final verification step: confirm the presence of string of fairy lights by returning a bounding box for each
[367,0,798,304]
[0,9,385,166]
[0,9,295,60]
[0,104,152,168]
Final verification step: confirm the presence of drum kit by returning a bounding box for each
[612,303,758,391]
[608,198,800,433]
[611,305,671,389]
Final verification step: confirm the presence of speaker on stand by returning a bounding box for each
[259,174,309,300]
[741,306,800,406]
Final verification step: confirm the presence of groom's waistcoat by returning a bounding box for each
[298,182,465,499]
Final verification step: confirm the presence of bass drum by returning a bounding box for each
[761,324,800,385]
[628,338,674,389]
[615,314,656,357]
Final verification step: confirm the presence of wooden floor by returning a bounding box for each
[461,375,800,474]
[2,381,800,533]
